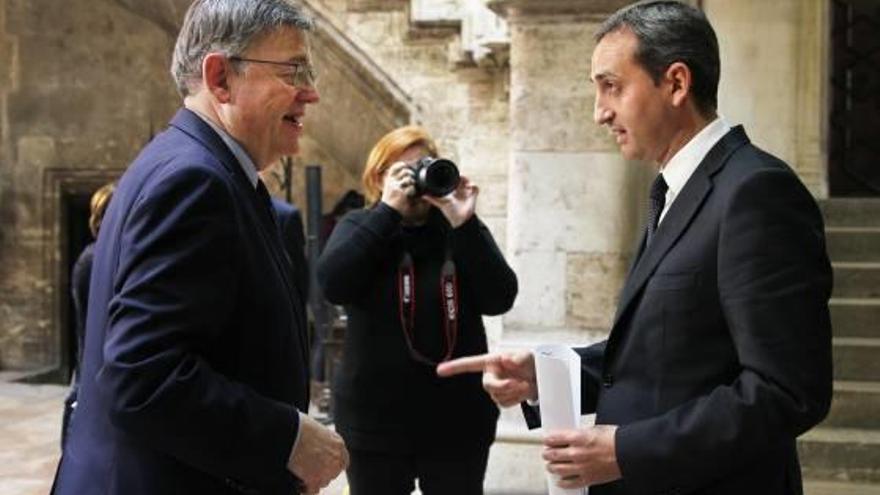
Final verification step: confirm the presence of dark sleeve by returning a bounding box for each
[615,168,833,493]
[317,203,402,304]
[452,215,518,315]
[97,165,300,489]
[576,340,606,414]
[71,246,94,367]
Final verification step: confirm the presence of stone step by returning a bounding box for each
[824,381,880,429]
[803,480,880,495]
[834,338,880,381]
[820,198,880,228]
[832,298,880,338]
[827,227,880,262]
[799,427,880,483]
[834,263,880,299]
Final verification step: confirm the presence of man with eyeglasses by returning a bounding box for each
[52,1,346,494]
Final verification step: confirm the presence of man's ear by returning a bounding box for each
[665,61,692,108]
[202,53,233,103]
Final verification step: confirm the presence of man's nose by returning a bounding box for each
[594,101,611,125]
[299,87,320,104]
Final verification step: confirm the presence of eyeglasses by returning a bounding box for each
[228,56,318,88]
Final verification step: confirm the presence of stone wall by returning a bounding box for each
[0,0,180,369]
[706,0,828,197]
[496,0,644,345]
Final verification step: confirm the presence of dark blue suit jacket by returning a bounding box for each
[271,198,308,302]
[54,109,310,495]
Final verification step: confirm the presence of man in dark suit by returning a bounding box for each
[52,1,347,494]
[438,2,832,494]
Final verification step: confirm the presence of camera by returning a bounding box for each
[409,157,460,197]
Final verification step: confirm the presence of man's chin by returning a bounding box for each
[282,143,300,157]
[618,146,642,162]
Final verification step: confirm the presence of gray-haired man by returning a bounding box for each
[52,1,347,493]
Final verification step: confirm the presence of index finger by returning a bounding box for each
[436,354,492,377]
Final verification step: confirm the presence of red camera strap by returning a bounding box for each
[397,249,459,366]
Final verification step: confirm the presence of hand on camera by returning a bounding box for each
[423,176,479,229]
[380,161,417,214]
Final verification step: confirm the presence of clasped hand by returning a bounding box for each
[288,413,349,494]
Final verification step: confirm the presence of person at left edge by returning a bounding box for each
[52,1,348,494]
[62,181,115,450]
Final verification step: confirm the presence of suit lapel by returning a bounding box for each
[248,192,311,367]
[169,109,310,369]
[611,126,750,330]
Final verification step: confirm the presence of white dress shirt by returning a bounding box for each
[658,116,732,225]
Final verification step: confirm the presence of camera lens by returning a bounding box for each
[413,158,460,197]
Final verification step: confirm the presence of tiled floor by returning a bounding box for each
[0,377,348,495]
[0,380,65,495]
[2,376,878,495]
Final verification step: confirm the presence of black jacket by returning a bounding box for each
[318,204,517,453]
[534,127,833,495]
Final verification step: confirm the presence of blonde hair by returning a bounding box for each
[362,126,439,206]
[89,182,116,237]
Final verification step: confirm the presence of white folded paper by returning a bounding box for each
[533,344,587,495]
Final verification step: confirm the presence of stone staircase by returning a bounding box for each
[797,198,880,492]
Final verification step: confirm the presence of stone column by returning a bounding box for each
[704,0,828,197]
[490,0,647,345]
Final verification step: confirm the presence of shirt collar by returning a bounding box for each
[190,109,260,189]
[660,116,731,198]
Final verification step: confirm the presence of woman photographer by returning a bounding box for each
[317,125,517,494]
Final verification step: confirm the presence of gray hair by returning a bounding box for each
[171,0,314,97]
[596,1,720,117]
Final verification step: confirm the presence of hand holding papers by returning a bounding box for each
[437,348,621,491]
[534,345,622,491]
[533,345,587,495]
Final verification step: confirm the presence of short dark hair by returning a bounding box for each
[596,1,720,116]
[171,0,314,97]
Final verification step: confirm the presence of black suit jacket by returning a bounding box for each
[530,127,833,495]
[54,108,309,495]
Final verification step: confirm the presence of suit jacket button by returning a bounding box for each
[602,374,613,388]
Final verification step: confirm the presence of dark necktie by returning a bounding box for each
[646,174,668,247]
[255,179,279,228]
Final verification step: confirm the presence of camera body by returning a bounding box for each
[409,157,460,197]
